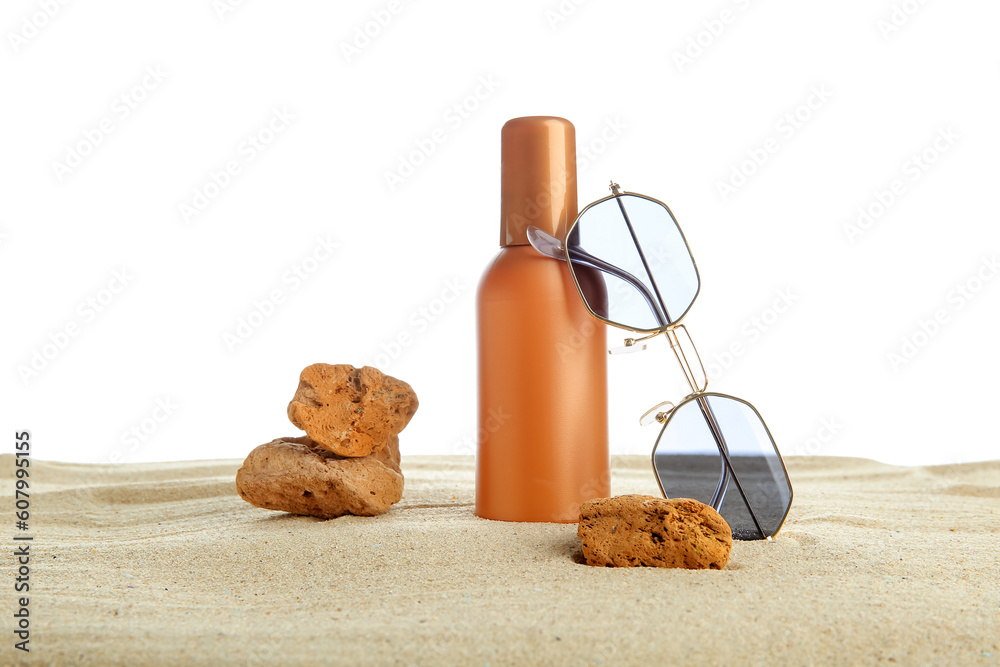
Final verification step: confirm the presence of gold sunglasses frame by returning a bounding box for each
[564,188,701,335]
[650,391,792,540]
[552,182,793,540]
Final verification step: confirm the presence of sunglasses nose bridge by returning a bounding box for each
[666,324,709,394]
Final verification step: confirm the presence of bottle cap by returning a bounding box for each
[500,116,578,247]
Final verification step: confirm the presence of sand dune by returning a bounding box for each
[1,455,997,665]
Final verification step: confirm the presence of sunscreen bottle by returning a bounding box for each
[475,116,610,523]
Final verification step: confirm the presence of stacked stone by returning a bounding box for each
[236,364,418,519]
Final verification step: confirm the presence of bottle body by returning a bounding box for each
[475,245,609,523]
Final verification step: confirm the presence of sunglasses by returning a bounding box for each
[527,182,793,540]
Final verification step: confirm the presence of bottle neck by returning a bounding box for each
[499,116,578,247]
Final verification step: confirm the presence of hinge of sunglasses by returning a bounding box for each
[639,400,675,426]
[608,330,660,356]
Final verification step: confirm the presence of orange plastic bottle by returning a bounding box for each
[475,116,610,523]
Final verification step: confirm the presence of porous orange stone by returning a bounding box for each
[287,364,418,457]
[578,495,733,569]
[235,435,403,518]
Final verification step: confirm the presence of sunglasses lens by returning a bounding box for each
[566,194,698,330]
[652,394,792,540]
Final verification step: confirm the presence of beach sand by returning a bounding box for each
[2,454,997,666]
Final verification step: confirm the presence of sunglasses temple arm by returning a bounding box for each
[527,225,671,328]
[566,248,671,326]
[695,396,767,539]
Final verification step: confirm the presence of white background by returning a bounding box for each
[2,0,998,466]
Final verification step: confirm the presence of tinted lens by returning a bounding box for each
[652,394,792,540]
[565,193,699,331]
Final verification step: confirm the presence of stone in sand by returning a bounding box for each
[578,495,732,569]
[287,364,418,457]
[236,435,403,518]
